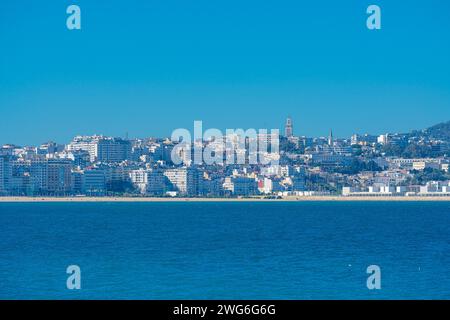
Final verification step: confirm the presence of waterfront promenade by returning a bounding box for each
[1,196,450,202]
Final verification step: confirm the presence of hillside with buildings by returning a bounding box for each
[1,119,449,198]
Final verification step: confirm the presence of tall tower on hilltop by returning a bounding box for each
[285,117,293,137]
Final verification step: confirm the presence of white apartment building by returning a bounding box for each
[377,134,388,145]
[412,161,441,171]
[419,181,450,194]
[130,168,166,195]
[67,135,131,163]
[389,158,445,170]
[97,138,132,163]
[46,159,72,194]
[29,160,48,192]
[0,156,12,194]
[8,159,71,195]
[0,156,5,193]
[67,136,99,162]
[260,177,285,194]
[223,176,258,196]
[83,169,107,195]
[130,169,149,194]
[164,167,201,196]
[343,181,450,197]
[260,165,291,177]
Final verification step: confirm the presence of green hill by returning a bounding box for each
[423,121,450,141]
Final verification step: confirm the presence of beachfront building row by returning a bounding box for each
[1,151,448,197]
[0,155,307,197]
[342,181,450,197]
[128,167,306,197]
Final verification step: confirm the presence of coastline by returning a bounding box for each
[1,196,450,202]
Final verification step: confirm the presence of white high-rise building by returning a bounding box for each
[0,157,5,193]
[46,159,72,194]
[164,167,201,196]
[377,134,388,145]
[130,168,166,195]
[67,135,131,163]
[83,168,107,195]
[130,169,149,194]
[67,136,99,162]
[29,160,48,193]
[8,159,71,195]
[223,176,258,196]
[0,156,12,194]
[97,138,132,163]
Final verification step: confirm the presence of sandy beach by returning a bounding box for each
[0,196,449,202]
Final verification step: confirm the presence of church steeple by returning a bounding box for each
[328,129,333,146]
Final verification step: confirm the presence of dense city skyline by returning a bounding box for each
[1,117,449,198]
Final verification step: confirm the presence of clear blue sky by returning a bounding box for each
[1,0,449,146]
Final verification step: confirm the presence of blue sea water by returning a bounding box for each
[0,201,449,300]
